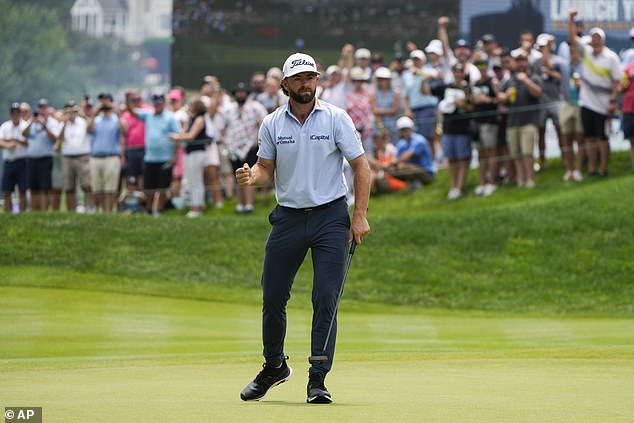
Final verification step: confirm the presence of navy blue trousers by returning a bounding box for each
[261,197,350,374]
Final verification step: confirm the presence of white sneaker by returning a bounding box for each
[572,170,583,182]
[447,188,462,200]
[563,170,573,181]
[525,180,536,189]
[186,210,201,218]
[235,204,245,213]
[76,205,86,214]
[483,184,497,196]
[474,185,486,196]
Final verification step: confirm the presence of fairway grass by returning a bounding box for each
[1,287,632,422]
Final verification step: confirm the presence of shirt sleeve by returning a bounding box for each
[0,122,7,139]
[256,118,276,161]
[334,109,364,161]
[168,116,180,133]
[47,118,62,138]
[135,109,149,121]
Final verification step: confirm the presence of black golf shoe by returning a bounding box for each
[306,372,332,404]
[240,359,293,401]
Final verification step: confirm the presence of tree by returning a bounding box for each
[0,0,90,117]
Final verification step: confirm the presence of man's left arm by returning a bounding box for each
[348,154,371,245]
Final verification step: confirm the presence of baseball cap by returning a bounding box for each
[374,67,392,79]
[282,53,320,79]
[349,66,367,81]
[355,48,371,59]
[10,102,20,111]
[396,116,415,130]
[325,65,340,76]
[425,39,443,56]
[481,34,496,44]
[37,98,49,107]
[410,49,426,61]
[232,82,250,95]
[168,89,183,101]
[589,27,606,40]
[151,93,165,103]
[97,92,113,101]
[454,39,469,49]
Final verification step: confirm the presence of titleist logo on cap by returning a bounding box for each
[290,59,315,69]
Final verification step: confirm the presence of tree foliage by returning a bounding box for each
[0,0,90,116]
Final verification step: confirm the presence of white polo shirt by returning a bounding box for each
[257,99,364,208]
[579,44,621,115]
[0,119,28,161]
[61,116,90,156]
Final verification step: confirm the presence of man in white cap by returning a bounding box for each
[237,52,371,404]
[391,115,434,189]
[354,47,373,80]
[568,9,621,177]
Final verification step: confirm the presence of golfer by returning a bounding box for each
[237,52,371,404]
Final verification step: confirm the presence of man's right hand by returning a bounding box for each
[569,8,578,19]
[235,163,253,186]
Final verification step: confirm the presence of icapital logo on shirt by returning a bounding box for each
[310,135,330,141]
[276,135,295,145]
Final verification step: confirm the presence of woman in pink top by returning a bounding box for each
[346,66,375,155]
[122,91,146,190]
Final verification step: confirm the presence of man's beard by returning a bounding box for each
[288,86,315,104]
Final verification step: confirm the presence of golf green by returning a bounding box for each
[1,287,632,422]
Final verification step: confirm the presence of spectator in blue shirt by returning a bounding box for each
[134,94,180,215]
[392,116,434,189]
[87,102,125,213]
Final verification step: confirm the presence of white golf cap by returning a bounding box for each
[589,27,606,40]
[326,65,340,76]
[410,49,426,61]
[396,116,415,130]
[425,39,443,56]
[350,66,367,81]
[355,48,371,59]
[374,67,392,79]
[282,53,320,79]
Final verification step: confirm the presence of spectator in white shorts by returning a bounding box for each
[58,102,93,212]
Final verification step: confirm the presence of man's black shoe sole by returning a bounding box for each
[240,368,293,401]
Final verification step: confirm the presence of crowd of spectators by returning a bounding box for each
[2,11,634,215]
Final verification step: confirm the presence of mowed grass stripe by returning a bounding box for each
[1,287,632,370]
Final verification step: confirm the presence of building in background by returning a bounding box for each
[71,0,172,45]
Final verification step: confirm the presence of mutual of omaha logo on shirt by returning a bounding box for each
[276,135,295,145]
